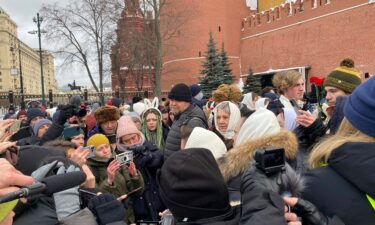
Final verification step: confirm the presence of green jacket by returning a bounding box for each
[87,156,144,224]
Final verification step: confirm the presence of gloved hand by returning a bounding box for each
[286,198,344,225]
[53,164,81,221]
[57,105,76,125]
[88,193,125,225]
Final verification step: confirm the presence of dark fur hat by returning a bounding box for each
[94,106,120,124]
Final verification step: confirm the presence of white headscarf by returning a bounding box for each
[255,98,269,109]
[213,101,241,139]
[283,108,298,131]
[185,127,227,159]
[241,92,256,110]
[235,108,281,145]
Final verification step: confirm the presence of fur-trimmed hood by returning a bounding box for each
[219,130,298,182]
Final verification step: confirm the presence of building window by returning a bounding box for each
[0,78,2,82]
[199,51,201,57]
[218,26,221,32]
[0,86,2,90]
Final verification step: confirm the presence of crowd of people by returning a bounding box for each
[0,58,374,225]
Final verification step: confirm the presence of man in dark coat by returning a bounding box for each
[157,148,342,225]
[164,83,207,159]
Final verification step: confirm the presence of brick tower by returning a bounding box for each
[111,0,153,93]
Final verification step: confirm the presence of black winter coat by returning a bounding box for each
[129,141,165,222]
[164,104,207,159]
[293,120,326,173]
[176,168,289,225]
[302,142,375,225]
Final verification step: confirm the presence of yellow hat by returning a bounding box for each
[87,134,109,150]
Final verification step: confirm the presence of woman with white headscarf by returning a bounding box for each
[235,108,280,145]
[255,97,271,109]
[241,92,258,111]
[213,101,241,149]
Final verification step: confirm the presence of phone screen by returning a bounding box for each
[106,134,116,144]
[83,145,95,159]
[9,120,21,132]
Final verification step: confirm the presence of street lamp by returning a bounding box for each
[9,43,25,109]
[29,13,47,106]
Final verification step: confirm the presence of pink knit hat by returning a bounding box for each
[116,115,140,139]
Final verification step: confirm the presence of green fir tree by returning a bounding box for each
[243,67,262,94]
[219,42,233,85]
[200,33,232,96]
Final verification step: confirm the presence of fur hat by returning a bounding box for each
[212,84,242,103]
[323,66,362,94]
[157,148,231,221]
[94,106,120,125]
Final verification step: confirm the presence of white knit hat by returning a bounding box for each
[133,102,147,116]
[235,108,280,145]
[185,127,227,159]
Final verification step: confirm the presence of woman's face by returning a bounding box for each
[121,133,141,146]
[146,113,158,132]
[95,143,111,158]
[216,109,230,132]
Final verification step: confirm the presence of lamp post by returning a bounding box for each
[10,40,25,109]
[29,13,46,106]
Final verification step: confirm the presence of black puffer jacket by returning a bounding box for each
[176,168,289,225]
[302,142,375,225]
[125,141,165,222]
[164,104,207,159]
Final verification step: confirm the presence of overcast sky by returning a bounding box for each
[1,0,93,88]
[1,0,255,88]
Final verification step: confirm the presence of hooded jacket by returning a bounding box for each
[218,131,302,204]
[303,142,375,225]
[164,104,207,159]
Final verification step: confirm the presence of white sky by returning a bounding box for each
[0,0,93,88]
[1,0,255,88]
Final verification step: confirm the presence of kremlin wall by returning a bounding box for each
[112,0,375,92]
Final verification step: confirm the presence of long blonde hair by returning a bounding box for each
[309,118,375,169]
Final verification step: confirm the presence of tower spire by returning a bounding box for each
[124,0,142,15]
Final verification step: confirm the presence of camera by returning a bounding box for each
[128,145,148,156]
[254,148,285,175]
[115,151,134,166]
[72,106,87,118]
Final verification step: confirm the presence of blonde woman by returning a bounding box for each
[302,78,375,225]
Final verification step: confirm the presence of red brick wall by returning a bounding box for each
[160,0,251,91]
[240,0,375,81]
